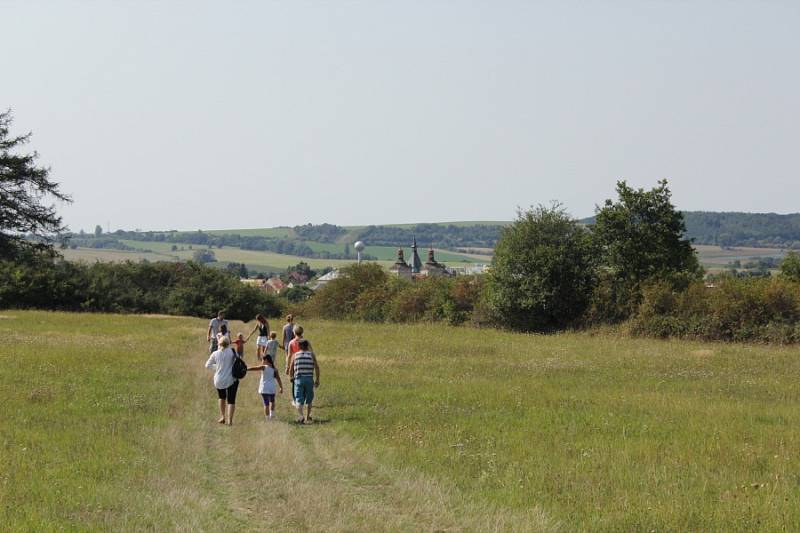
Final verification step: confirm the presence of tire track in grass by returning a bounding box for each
[165,341,558,532]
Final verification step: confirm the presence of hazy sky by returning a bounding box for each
[2,1,798,232]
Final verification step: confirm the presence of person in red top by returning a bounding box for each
[285,325,306,374]
[231,332,248,359]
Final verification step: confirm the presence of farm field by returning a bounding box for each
[115,239,389,272]
[113,239,485,271]
[4,311,800,530]
[61,247,177,264]
[694,244,787,269]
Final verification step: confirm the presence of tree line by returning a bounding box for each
[300,181,800,343]
[0,251,282,320]
[583,211,800,250]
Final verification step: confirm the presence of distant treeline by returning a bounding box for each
[682,212,800,248]
[287,214,800,250]
[0,252,281,320]
[293,223,346,243]
[286,222,504,248]
[65,236,144,251]
[65,231,376,261]
[583,212,800,249]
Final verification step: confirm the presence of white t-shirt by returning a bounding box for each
[209,317,229,338]
[205,347,237,389]
[258,366,279,395]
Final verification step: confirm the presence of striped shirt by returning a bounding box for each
[293,351,315,377]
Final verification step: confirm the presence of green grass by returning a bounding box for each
[307,320,800,530]
[0,312,205,530]
[7,311,800,530]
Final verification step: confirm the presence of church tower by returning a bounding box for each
[410,236,423,274]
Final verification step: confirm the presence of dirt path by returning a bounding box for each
[149,342,557,532]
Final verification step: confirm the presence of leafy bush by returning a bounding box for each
[300,263,484,326]
[487,204,595,331]
[780,252,800,282]
[631,277,800,343]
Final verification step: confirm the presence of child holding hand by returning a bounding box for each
[247,354,283,420]
[231,332,248,359]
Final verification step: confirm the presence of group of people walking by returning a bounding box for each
[204,312,320,426]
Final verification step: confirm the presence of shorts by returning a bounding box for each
[216,380,239,404]
[257,336,269,347]
[261,393,276,406]
[293,375,314,405]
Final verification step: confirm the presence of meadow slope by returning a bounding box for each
[3,312,800,530]
[0,312,551,532]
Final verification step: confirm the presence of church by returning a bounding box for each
[389,238,451,279]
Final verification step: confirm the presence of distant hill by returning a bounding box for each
[581,212,800,249]
[207,221,511,249]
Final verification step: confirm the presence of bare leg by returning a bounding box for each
[227,404,236,425]
[306,403,313,422]
[269,399,276,418]
[263,404,269,419]
[218,399,226,423]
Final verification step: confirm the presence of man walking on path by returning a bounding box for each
[207,311,228,353]
[281,314,295,357]
[289,339,319,424]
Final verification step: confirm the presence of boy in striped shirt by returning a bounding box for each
[289,339,320,424]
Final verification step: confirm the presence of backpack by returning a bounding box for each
[232,351,247,379]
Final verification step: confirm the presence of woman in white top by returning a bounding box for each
[205,336,239,425]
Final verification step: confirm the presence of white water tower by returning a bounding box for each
[354,241,365,264]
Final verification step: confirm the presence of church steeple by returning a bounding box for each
[411,236,423,274]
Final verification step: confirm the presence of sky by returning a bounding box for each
[2,1,798,233]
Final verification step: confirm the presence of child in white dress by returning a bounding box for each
[247,354,283,420]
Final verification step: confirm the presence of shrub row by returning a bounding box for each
[0,254,282,320]
[296,264,487,326]
[299,265,800,344]
[632,277,800,343]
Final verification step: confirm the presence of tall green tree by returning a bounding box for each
[487,204,595,331]
[593,180,701,285]
[0,110,70,259]
[780,251,800,282]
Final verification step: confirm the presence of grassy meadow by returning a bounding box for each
[3,311,800,530]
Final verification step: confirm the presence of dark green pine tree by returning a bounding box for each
[0,110,71,260]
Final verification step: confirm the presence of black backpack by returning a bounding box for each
[232,351,247,379]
